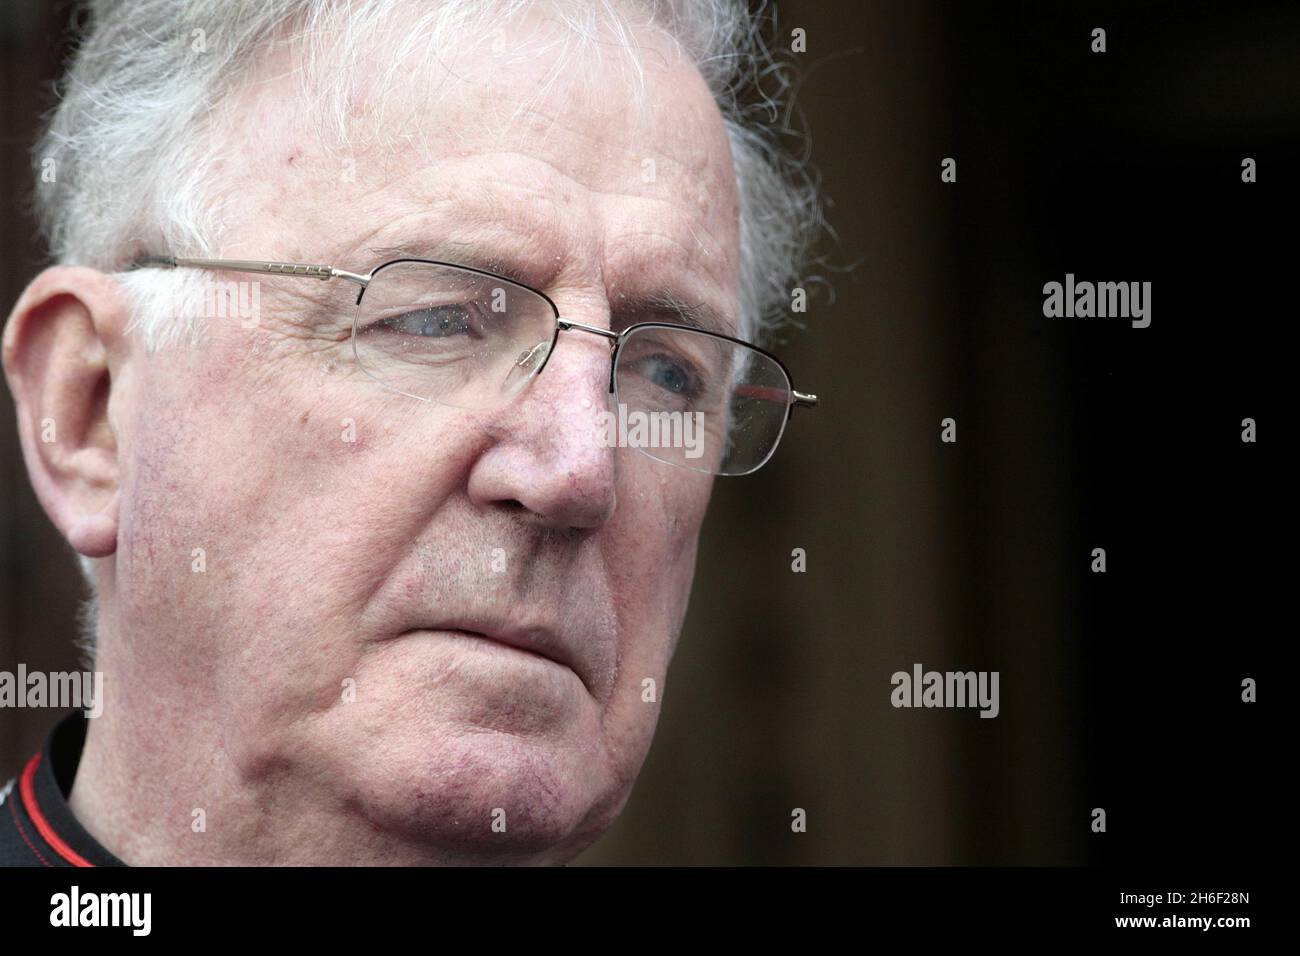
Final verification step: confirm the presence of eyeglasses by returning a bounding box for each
[128,255,819,476]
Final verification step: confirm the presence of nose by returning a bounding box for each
[465,326,618,530]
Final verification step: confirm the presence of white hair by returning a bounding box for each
[34,0,826,659]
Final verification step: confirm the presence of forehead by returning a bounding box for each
[214,8,741,327]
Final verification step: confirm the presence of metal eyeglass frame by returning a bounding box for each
[128,254,820,472]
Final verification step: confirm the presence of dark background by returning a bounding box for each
[1,0,1286,865]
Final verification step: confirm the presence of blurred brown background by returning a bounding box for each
[2,0,1287,864]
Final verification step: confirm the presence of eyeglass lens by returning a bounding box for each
[352,260,792,475]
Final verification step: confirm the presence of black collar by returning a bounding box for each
[0,711,126,867]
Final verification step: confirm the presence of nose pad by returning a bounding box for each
[501,340,553,398]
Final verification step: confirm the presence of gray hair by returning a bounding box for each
[35,0,827,662]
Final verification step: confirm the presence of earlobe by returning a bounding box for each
[2,266,129,560]
[67,489,120,558]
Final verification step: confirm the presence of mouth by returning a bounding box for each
[409,620,588,692]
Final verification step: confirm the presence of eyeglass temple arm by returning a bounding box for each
[130,255,370,287]
[733,384,819,408]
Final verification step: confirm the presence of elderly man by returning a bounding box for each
[1,0,819,866]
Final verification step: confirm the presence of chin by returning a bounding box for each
[350,723,611,862]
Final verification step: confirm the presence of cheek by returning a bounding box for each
[584,471,709,785]
[605,465,712,664]
[620,465,711,571]
[115,343,472,659]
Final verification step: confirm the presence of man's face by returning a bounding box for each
[105,13,739,863]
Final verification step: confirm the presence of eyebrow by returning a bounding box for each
[363,241,737,339]
[614,291,735,338]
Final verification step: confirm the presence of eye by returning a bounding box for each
[634,353,704,399]
[379,303,481,338]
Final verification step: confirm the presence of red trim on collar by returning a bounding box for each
[19,753,95,867]
[7,794,53,867]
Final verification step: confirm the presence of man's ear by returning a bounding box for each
[2,266,133,559]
